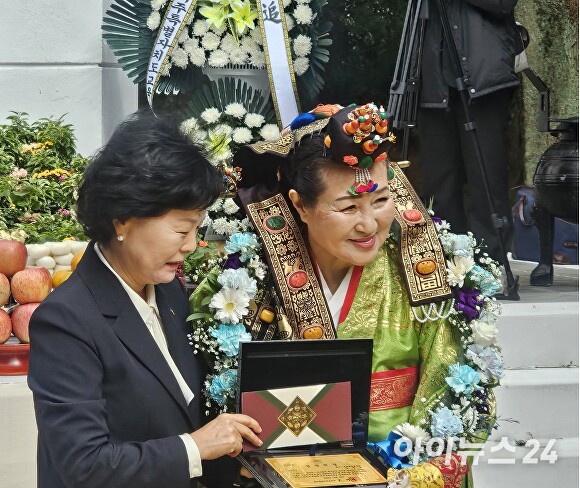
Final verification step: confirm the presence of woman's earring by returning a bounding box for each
[117,235,124,242]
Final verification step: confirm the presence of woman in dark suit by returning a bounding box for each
[27,113,262,488]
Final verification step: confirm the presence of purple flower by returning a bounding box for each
[432,216,443,224]
[455,287,483,321]
[223,251,242,270]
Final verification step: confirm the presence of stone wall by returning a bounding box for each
[515,0,579,183]
[0,0,138,156]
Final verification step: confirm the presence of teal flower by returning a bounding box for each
[224,232,259,262]
[430,407,464,438]
[210,323,252,357]
[467,265,501,296]
[466,345,504,382]
[208,369,237,406]
[445,363,481,397]
[439,232,476,258]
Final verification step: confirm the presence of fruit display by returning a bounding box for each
[0,239,87,375]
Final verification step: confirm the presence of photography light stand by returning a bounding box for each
[388,0,521,300]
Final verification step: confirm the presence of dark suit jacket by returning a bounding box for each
[28,243,237,488]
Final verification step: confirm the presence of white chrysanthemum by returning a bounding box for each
[201,107,221,124]
[285,14,295,31]
[293,34,312,57]
[147,11,161,30]
[241,36,259,53]
[178,29,189,44]
[293,56,309,76]
[222,198,240,215]
[201,214,212,228]
[209,199,224,212]
[211,217,229,234]
[210,22,227,36]
[208,49,229,67]
[220,34,238,53]
[282,0,292,7]
[210,147,233,164]
[151,0,167,11]
[394,423,431,445]
[224,103,247,119]
[188,129,207,144]
[296,0,311,3]
[193,19,209,37]
[201,32,221,51]
[183,37,198,55]
[249,51,266,68]
[239,217,252,232]
[260,124,280,142]
[446,255,475,287]
[189,46,206,67]
[160,63,171,76]
[294,4,314,24]
[222,220,239,236]
[250,27,263,45]
[229,47,248,65]
[171,47,189,69]
[214,124,233,136]
[245,113,265,128]
[232,127,253,144]
[180,117,198,135]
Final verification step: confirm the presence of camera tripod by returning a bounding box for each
[388,0,520,300]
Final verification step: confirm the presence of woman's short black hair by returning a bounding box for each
[76,111,222,243]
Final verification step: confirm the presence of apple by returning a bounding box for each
[0,240,27,278]
[11,267,52,304]
[11,302,40,343]
[0,309,11,344]
[0,273,9,306]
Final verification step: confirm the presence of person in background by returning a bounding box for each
[27,112,262,488]
[418,0,520,262]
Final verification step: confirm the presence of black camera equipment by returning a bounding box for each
[388,0,521,300]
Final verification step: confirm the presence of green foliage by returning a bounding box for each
[183,239,223,288]
[0,112,88,242]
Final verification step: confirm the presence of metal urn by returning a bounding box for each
[530,117,579,286]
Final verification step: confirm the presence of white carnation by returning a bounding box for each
[220,34,238,53]
[147,11,161,30]
[193,20,209,37]
[151,0,167,11]
[229,47,248,65]
[225,103,247,118]
[293,34,312,57]
[180,117,198,135]
[201,32,221,51]
[171,47,189,69]
[293,56,309,76]
[222,198,240,215]
[232,127,253,144]
[294,4,314,25]
[249,51,266,68]
[201,107,221,124]
[189,47,206,67]
[208,49,229,67]
[245,113,265,128]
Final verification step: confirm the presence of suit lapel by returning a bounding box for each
[76,243,194,423]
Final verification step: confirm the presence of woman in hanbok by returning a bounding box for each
[191,104,504,487]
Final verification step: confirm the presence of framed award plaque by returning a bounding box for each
[236,339,388,488]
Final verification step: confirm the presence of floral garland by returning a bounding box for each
[188,230,268,416]
[188,209,504,450]
[386,212,504,467]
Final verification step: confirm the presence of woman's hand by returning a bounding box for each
[190,413,262,460]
